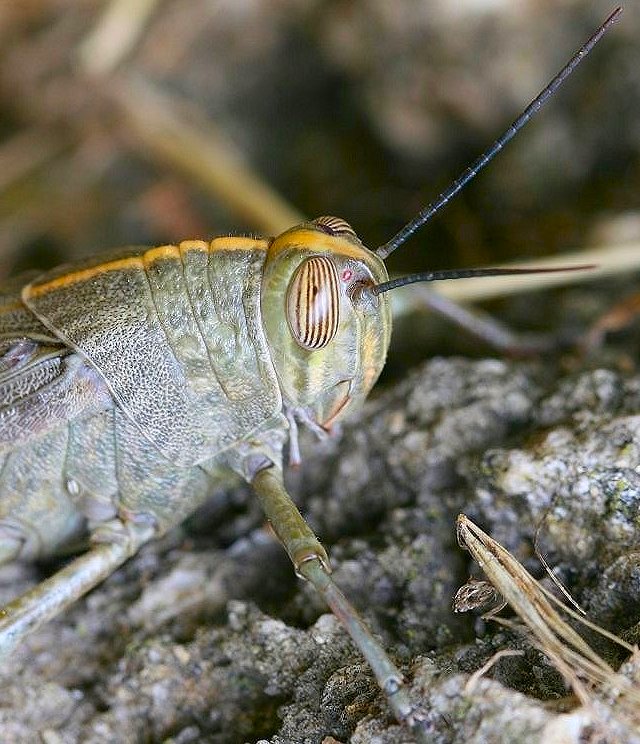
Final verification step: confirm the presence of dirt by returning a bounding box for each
[0,349,638,743]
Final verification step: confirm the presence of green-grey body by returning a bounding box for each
[0,222,390,561]
[0,238,288,557]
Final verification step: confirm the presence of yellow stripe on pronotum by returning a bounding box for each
[27,236,271,298]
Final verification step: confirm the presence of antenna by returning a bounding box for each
[376,7,623,261]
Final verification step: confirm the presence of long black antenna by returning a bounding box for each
[376,7,622,261]
[372,264,595,295]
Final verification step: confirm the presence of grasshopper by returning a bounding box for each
[0,9,621,741]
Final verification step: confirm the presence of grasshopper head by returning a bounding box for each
[261,216,392,431]
[259,7,619,439]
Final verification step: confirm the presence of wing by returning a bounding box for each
[0,286,112,454]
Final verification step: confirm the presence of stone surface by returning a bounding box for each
[0,352,638,742]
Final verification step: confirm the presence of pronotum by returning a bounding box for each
[0,8,621,741]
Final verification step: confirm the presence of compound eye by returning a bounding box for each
[312,215,357,238]
[286,256,340,350]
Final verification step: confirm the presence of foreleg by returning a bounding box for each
[252,466,431,743]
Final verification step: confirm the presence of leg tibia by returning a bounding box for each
[0,519,153,656]
[251,466,431,742]
[252,467,329,573]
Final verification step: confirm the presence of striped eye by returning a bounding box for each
[286,256,340,350]
[312,215,357,238]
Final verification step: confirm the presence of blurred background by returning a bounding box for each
[0,0,638,367]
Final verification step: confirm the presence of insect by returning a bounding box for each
[0,8,621,742]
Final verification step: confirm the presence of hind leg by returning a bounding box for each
[0,431,89,562]
[0,517,154,656]
[0,428,142,653]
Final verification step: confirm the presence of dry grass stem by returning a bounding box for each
[112,77,305,235]
[78,0,164,76]
[423,242,640,303]
[464,649,525,694]
[456,514,640,729]
[534,521,586,616]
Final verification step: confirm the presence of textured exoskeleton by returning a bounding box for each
[0,224,389,561]
[0,221,424,731]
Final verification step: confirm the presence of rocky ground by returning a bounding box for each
[0,341,639,743]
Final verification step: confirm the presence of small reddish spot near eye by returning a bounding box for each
[342,269,353,282]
